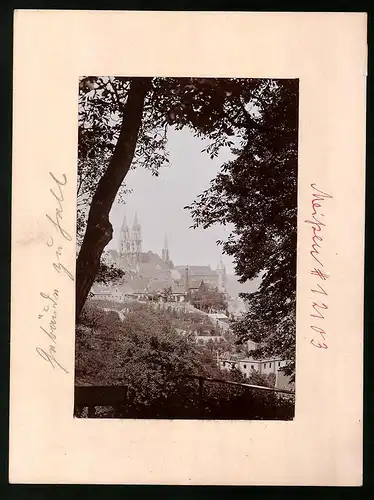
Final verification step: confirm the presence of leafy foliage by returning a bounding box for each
[77,76,299,381]
[247,370,276,388]
[93,262,125,285]
[75,303,294,419]
[186,79,299,377]
[189,282,228,313]
[77,304,223,403]
[77,77,269,249]
[76,77,289,318]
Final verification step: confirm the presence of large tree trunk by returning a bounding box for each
[75,77,152,320]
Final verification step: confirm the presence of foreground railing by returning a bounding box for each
[74,374,295,419]
[180,374,295,395]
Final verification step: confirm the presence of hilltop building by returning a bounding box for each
[96,212,228,301]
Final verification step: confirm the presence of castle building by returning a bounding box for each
[105,212,174,277]
[98,212,228,299]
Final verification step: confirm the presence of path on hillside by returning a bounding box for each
[101,301,232,332]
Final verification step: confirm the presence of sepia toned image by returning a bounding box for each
[74,76,298,420]
[10,10,365,485]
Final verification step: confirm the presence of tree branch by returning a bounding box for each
[75,77,153,320]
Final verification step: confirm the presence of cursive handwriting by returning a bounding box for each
[307,184,333,350]
[53,245,74,281]
[36,289,68,373]
[305,184,333,267]
[45,172,72,242]
[36,172,73,374]
[44,172,74,282]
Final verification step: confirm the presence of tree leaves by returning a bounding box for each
[190,285,228,313]
[94,262,125,285]
[186,79,299,378]
[77,76,298,355]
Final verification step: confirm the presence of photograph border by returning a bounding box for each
[7,8,366,488]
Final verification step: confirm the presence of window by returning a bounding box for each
[269,363,272,368]
[251,365,254,370]
[264,364,266,368]
[278,361,281,367]
[243,364,247,369]
[223,362,226,367]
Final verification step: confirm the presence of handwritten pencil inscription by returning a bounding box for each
[36,172,74,373]
[306,184,333,349]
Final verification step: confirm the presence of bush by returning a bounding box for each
[75,303,295,419]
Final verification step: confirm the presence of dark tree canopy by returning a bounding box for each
[77,77,299,381]
[186,79,299,377]
[76,303,294,419]
[77,303,233,404]
[76,76,273,318]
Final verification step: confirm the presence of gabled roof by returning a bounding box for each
[208,313,229,320]
[188,279,203,289]
[220,356,289,364]
[171,283,186,294]
[138,264,170,279]
[175,265,214,275]
[139,251,168,268]
[189,265,214,274]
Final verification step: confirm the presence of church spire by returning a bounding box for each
[119,211,130,257]
[133,211,140,228]
[131,211,142,257]
[121,211,128,231]
[162,232,170,264]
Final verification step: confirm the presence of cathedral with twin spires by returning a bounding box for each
[118,212,143,272]
[102,212,227,295]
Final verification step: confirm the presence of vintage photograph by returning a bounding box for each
[74,76,298,419]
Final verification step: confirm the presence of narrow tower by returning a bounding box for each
[119,213,131,257]
[185,265,190,294]
[162,233,170,264]
[217,256,227,293]
[132,212,142,268]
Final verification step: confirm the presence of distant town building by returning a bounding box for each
[95,212,229,302]
[174,264,227,293]
[208,312,230,323]
[219,357,293,391]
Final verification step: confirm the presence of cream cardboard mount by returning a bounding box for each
[10,11,366,485]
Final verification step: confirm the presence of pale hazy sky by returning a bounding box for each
[107,127,238,274]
